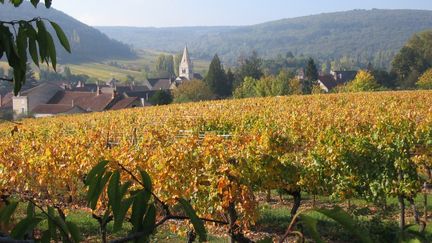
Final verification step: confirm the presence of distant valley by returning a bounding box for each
[98,9,432,67]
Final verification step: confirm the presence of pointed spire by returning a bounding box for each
[181,45,191,65]
[179,45,194,80]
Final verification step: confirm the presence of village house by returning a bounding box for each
[5,46,201,119]
[317,70,358,92]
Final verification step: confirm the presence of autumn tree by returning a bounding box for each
[417,68,432,90]
[345,70,380,92]
[173,80,214,103]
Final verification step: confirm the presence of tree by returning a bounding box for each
[63,66,72,79]
[305,58,319,81]
[391,31,432,88]
[155,54,175,77]
[173,80,214,103]
[0,0,71,95]
[254,70,292,97]
[391,47,426,88]
[288,78,303,95]
[372,69,397,89]
[149,90,173,105]
[345,70,380,92]
[25,64,36,82]
[226,68,235,96]
[233,77,257,99]
[205,54,230,97]
[321,60,331,74]
[174,52,183,77]
[235,51,263,88]
[125,74,135,85]
[416,68,432,90]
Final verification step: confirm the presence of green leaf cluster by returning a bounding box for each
[0,0,71,94]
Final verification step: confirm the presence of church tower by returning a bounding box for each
[179,46,193,80]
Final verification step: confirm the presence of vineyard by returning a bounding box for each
[1,91,432,241]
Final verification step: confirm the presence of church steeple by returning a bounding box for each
[179,45,193,80]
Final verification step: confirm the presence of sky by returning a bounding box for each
[52,0,432,27]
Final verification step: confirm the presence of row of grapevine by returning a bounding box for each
[0,91,431,230]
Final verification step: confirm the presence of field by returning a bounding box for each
[0,50,210,82]
[0,91,432,241]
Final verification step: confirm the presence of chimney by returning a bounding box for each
[71,99,74,107]
[96,85,101,96]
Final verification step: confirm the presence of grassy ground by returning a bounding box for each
[7,192,432,242]
[0,49,210,82]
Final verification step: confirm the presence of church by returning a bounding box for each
[175,46,203,82]
[5,46,203,119]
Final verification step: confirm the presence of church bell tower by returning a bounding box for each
[179,46,193,80]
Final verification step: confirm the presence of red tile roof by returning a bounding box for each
[32,104,87,114]
[110,97,140,110]
[48,91,114,112]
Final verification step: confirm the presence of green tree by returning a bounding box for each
[205,54,230,97]
[25,64,36,82]
[305,58,319,81]
[233,76,257,99]
[345,70,380,92]
[63,66,72,79]
[173,80,214,103]
[372,69,397,89]
[149,90,173,105]
[391,47,426,88]
[235,51,263,88]
[0,0,71,95]
[321,60,331,74]
[174,52,183,76]
[125,74,135,85]
[155,54,175,77]
[226,68,235,96]
[255,70,292,97]
[391,31,432,88]
[416,68,432,90]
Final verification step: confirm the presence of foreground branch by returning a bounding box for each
[0,77,13,83]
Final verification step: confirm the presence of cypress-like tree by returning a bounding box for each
[305,58,319,81]
[226,68,235,96]
[205,54,229,97]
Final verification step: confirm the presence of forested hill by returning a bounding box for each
[98,9,432,67]
[0,2,136,63]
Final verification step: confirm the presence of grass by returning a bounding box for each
[6,192,432,242]
[0,49,211,83]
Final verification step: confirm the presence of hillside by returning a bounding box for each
[0,2,136,63]
[98,9,432,66]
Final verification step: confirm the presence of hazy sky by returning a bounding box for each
[53,0,432,27]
